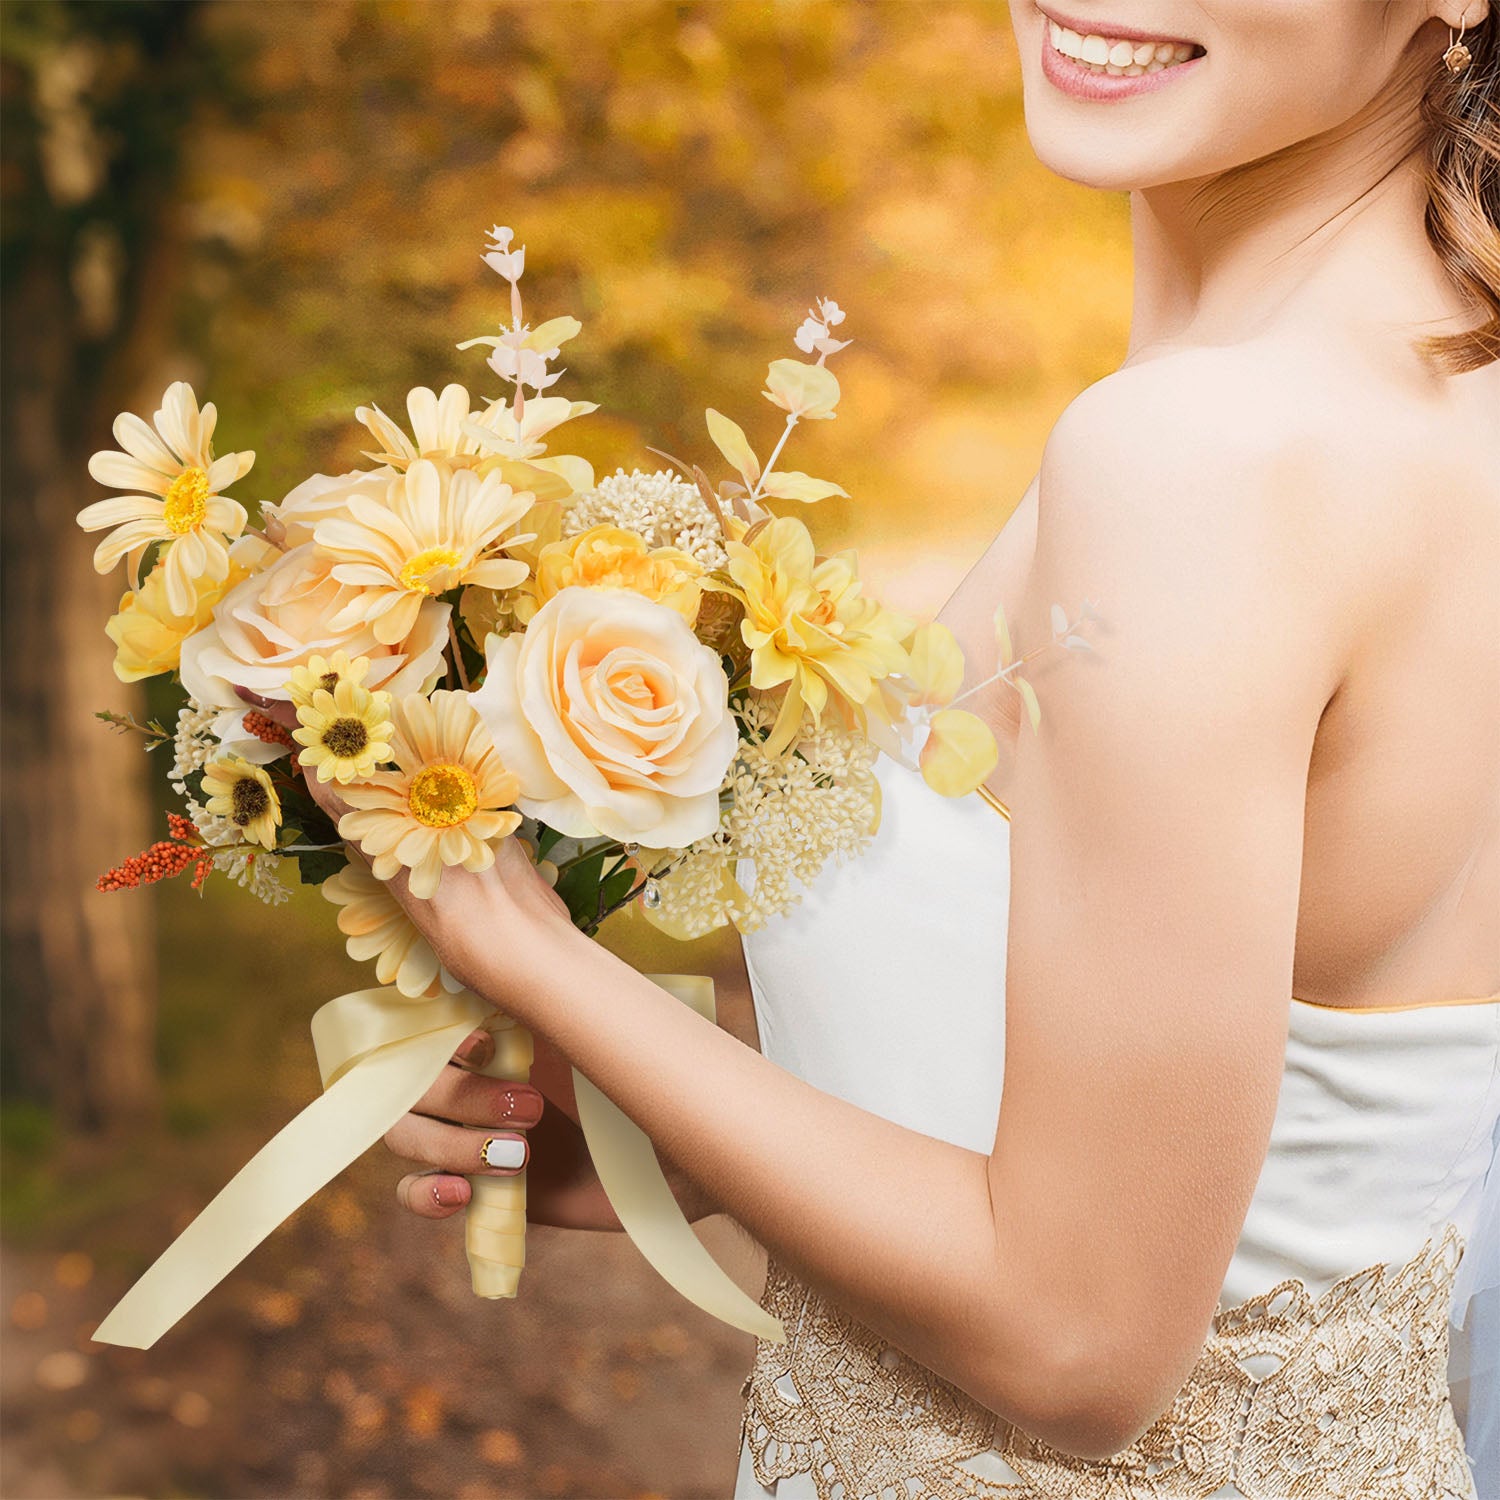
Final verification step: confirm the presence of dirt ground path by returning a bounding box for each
[2,1144,763,1500]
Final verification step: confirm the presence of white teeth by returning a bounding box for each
[1047,19,1198,74]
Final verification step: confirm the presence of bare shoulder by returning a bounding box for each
[1025,336,1489,674]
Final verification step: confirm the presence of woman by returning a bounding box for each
[303,2,1500,1493]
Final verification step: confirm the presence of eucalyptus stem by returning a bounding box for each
[750,414,798,500]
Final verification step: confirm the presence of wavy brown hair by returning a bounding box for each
[1418,8,1500,372]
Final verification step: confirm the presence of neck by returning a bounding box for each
[1124,37,1458,362]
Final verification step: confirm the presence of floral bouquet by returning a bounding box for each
[81,227,1055,1349]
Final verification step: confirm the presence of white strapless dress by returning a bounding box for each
[731,754,1500,1500]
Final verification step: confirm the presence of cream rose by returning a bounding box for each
[179,538,448,708]
[472,585,736,846]
[261,468,396,548]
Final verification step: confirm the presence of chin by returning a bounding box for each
[1006,0,1435,195]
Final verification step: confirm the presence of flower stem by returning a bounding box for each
[751,414,798,500]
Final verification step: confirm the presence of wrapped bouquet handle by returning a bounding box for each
[465,1012,533,1298]
[91,977,782,1348]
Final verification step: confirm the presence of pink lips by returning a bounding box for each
[1038,20,1204,102]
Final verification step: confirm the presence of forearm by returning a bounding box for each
[493,930,1028,1416]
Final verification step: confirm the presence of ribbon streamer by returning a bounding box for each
[92,976,782,1348]
[573,974,784,1344]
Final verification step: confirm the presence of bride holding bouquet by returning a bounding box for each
[77,1,1498,1495]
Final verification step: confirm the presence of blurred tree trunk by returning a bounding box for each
[1,0,218,1130]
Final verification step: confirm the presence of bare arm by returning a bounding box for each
[327,365,1353,1457]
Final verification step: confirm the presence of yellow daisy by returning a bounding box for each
[321,863,463,998]
[292,678,394,784]
[78,381,254,616]
[286,651,372,713]
[314,459,534,646]
[337,690,523,899]
[202,755,282,850]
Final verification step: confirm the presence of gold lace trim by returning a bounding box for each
[740,1224,1477,1500]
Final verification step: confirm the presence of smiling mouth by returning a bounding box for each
[1045,18,1206,76]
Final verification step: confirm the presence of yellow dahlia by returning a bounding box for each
[105,541,252,682]
[337,690,523,899]
[292,678,394,784]
[322,863,462,998]
[285,650,372,713]
[715,515,913,757]
[314,459,534,646]
[78,381,254,615]
[529,524,704,624]
[202,755,282,850]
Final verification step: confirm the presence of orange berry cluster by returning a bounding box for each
[243,710,295,749]
[98,815,214,893]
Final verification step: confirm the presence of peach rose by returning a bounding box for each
[178,537,448,709]
[472,585,736,846]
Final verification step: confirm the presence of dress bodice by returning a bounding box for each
[734,754,1500,1500]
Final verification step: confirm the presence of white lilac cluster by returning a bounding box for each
[563,468,729,572]
[170,698,290,906]
[653,696,880,938]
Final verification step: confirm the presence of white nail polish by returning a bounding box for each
[480,1137,526,1170]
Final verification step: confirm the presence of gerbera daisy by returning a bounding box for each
[353,383,494,471]
[292,678,394,784]
[201,755,282,851]
[315,459,534,646]
[286,650,372,713]
[321,863,463,999]
[337,690,522,899]
[78,381,254,616]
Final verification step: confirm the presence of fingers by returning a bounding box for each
[397,1171,470,1219]
[384,1111,530,1176]
[454,1027,494,1070]
[414,1063,543,1130]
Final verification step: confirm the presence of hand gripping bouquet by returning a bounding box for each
[82,227,1091,1349]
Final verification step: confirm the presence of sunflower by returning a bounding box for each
[314,460,534,646]
[201,755,282,850]
[292,678,394,784]
[337,690,522,899]
[321,863,463,998]
[77,381,255,615]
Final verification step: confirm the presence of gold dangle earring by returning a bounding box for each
[1443,9,1473,74]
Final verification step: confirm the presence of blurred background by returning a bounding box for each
[0,2,1128,1495]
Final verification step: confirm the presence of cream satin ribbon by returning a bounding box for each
[92,977,783,1348]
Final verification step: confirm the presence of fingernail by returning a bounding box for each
[480,1137,527,1171]
[435,1179,468,1208]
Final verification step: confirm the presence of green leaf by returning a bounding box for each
[535,824,564,861]
[554,847,610,930]
[290,846,348,887]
